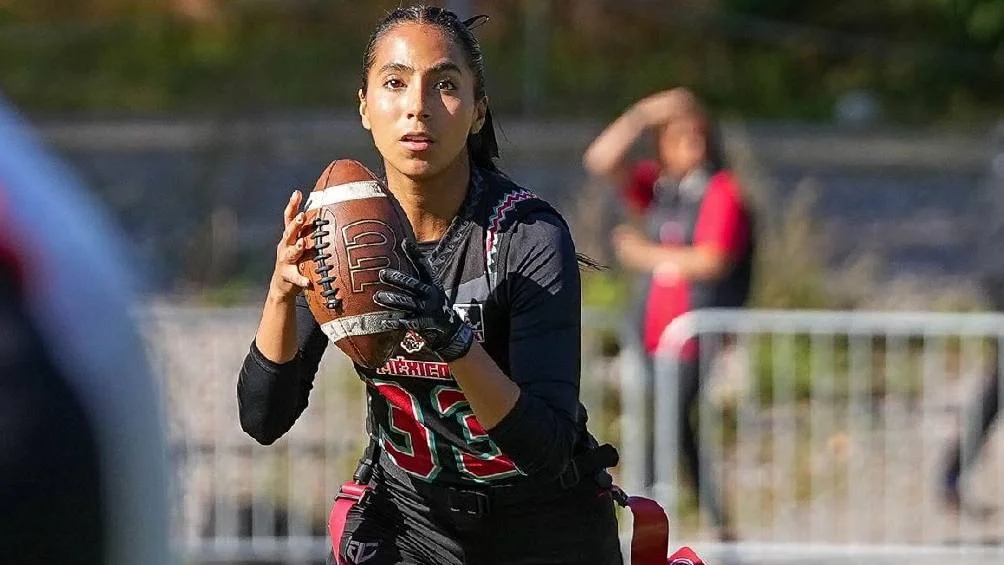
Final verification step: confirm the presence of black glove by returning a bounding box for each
[373,241,474,362]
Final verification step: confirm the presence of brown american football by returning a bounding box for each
[298,159,417,369]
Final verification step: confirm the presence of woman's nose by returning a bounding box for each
[404,84,431,120]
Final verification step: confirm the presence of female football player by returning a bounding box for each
[237,5,623,564]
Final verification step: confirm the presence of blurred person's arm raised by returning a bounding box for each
[583,88,693,186]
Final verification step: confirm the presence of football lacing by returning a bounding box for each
[310,217,341,309]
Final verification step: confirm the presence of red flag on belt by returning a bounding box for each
[621,493,707,565]
[668,546,705,565]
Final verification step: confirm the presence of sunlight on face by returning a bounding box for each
[359,22,485,180]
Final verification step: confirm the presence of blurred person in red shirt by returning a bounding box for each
[584,87,754,540]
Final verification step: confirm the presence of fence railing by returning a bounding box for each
[624,309,1004,562]
[144,305,364,563]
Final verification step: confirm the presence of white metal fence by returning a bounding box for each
[148,305,1004,563]
[146,305,364,563]
[626,309,1004,563]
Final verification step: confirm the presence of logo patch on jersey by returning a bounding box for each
[400,330,426,353]
[344,539,379,563]
[452,303,485,342]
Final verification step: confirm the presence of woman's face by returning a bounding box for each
[658,117,707,179]
[359,22,487,180]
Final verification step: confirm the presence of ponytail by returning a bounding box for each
[468,106,500,172]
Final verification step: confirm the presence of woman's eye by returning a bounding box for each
[383,78,404,89]
[435,79,456,91]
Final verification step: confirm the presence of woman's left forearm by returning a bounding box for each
[448,343,520,429]
[449,342,578,477]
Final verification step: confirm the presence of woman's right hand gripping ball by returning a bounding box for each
[268,190,312,301]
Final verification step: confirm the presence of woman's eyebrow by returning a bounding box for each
[375,61,461,76]
[428,61,462,75]
[377,62,413,75]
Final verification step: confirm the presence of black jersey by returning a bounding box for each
[239,167,595,487]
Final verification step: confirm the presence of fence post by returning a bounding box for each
[619,337,649,497]
[653,341,681,521]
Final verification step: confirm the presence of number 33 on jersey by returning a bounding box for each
[367,313,521,484]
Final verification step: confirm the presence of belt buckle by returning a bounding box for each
[336,482,371,505]
[447,487,491,517]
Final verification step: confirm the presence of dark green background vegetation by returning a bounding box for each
[2,0,1001,123]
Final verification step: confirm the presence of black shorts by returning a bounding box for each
[331,464,623,565]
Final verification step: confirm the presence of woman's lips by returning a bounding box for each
[400,134,434,152]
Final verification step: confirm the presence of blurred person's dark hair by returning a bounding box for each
[0,259,105,563]
[705,119,727,173]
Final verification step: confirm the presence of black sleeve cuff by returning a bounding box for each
[486,392,577,479]
[486,390,531,440]
[247,340,296,376]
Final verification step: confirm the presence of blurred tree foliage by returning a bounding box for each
[0,0,1000,122]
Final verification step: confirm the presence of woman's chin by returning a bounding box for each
[384,148,471,182]
[390,156,443,179]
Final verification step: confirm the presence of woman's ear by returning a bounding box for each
[470,96,488,135]
[358,88,371,131]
